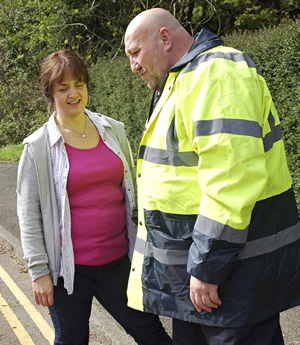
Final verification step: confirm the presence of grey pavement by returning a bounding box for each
[0,161,299,344]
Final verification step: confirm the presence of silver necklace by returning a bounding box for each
[58,115,87,139]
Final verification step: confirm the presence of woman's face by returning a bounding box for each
[52,69,88,119]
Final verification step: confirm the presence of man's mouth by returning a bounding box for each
[139,68,147,80]
[140,72,147,81]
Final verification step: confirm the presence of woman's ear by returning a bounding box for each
[159,27,172,52]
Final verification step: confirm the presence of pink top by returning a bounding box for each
[65,136,128,265]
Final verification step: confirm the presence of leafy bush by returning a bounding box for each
[89,56,152,155]
[0,74,47,146]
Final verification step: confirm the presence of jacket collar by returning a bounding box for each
[149,29,223,116]
[171,28,224,72]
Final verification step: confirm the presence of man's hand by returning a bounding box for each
[190,276,221,313]
[32,274,54,307]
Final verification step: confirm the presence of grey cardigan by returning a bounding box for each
[17,110,137,294]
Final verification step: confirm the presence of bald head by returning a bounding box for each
[125,8,182,38]
[125,8,193,91]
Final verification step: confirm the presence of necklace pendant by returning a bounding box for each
[81,133,87,139]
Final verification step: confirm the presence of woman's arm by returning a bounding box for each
[17,145,51,283]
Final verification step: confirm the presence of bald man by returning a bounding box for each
[125,8,300,345]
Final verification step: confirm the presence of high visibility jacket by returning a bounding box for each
[127,29,300,327]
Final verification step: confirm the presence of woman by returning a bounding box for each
[17,49,172,345]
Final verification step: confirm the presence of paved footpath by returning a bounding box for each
[0,162,299,344]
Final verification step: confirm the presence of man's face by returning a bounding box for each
[125,30,168,91]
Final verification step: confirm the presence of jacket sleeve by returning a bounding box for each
[180,57,270,285]
[17,145,50,281]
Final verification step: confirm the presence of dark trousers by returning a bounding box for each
[49,255,172,345]
[173,313,284,345]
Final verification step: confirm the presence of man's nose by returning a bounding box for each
[131,58,139,72]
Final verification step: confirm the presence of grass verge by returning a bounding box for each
[0,144,23,162]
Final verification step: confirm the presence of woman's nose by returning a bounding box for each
[68,87,77,97]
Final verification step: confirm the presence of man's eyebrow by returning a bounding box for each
[125,47,133,54]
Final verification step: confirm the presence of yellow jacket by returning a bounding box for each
[127,29,300,327]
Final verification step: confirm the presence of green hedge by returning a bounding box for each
[88,57,152,155]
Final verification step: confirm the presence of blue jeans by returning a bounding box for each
[172,313,284,345]
[49,255,172,345]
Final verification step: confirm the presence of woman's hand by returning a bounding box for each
[190,276,221,313]
[32,274,54,307]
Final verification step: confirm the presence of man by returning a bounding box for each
[124,7,300,345]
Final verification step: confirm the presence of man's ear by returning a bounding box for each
[159,27,172,52]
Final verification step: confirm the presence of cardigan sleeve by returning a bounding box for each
[17,144,50,281]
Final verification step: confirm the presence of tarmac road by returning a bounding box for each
[0,162,19,239]
[0,161,299,344]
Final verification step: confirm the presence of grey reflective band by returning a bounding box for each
[194,214,249,244]
[166,116,179,151]
[263,124,282,152]
[195,118,262,138]
[134,236,146,254]
[134,237,189,265]
[268,110,275,129]
[139,145,198,167]
[263,111,282,152]
[134,221,300,264]
[238,222,300,259]
[194,117,282,152]
[183,51,261,75]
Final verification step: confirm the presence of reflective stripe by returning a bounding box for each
[194,215,249,244]
[264,124,282,152]
[238,222,300,259]
[134,221,300,264]
[194,116,282,152]
[195,118,262,138]
[139,112,281,165]
[183,51,262,75]
[140,113,198,167]
[166,116,178,150]
[134,236,146,255]
[139,145,198,167]
[134,237,189,265]
[263,111,282,152]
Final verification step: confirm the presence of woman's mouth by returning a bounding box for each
[68,99,80,105]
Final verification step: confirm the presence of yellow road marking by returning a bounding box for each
[0,292,35,345]
[0,264,55,344]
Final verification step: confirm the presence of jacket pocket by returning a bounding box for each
[144,209,196,250]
